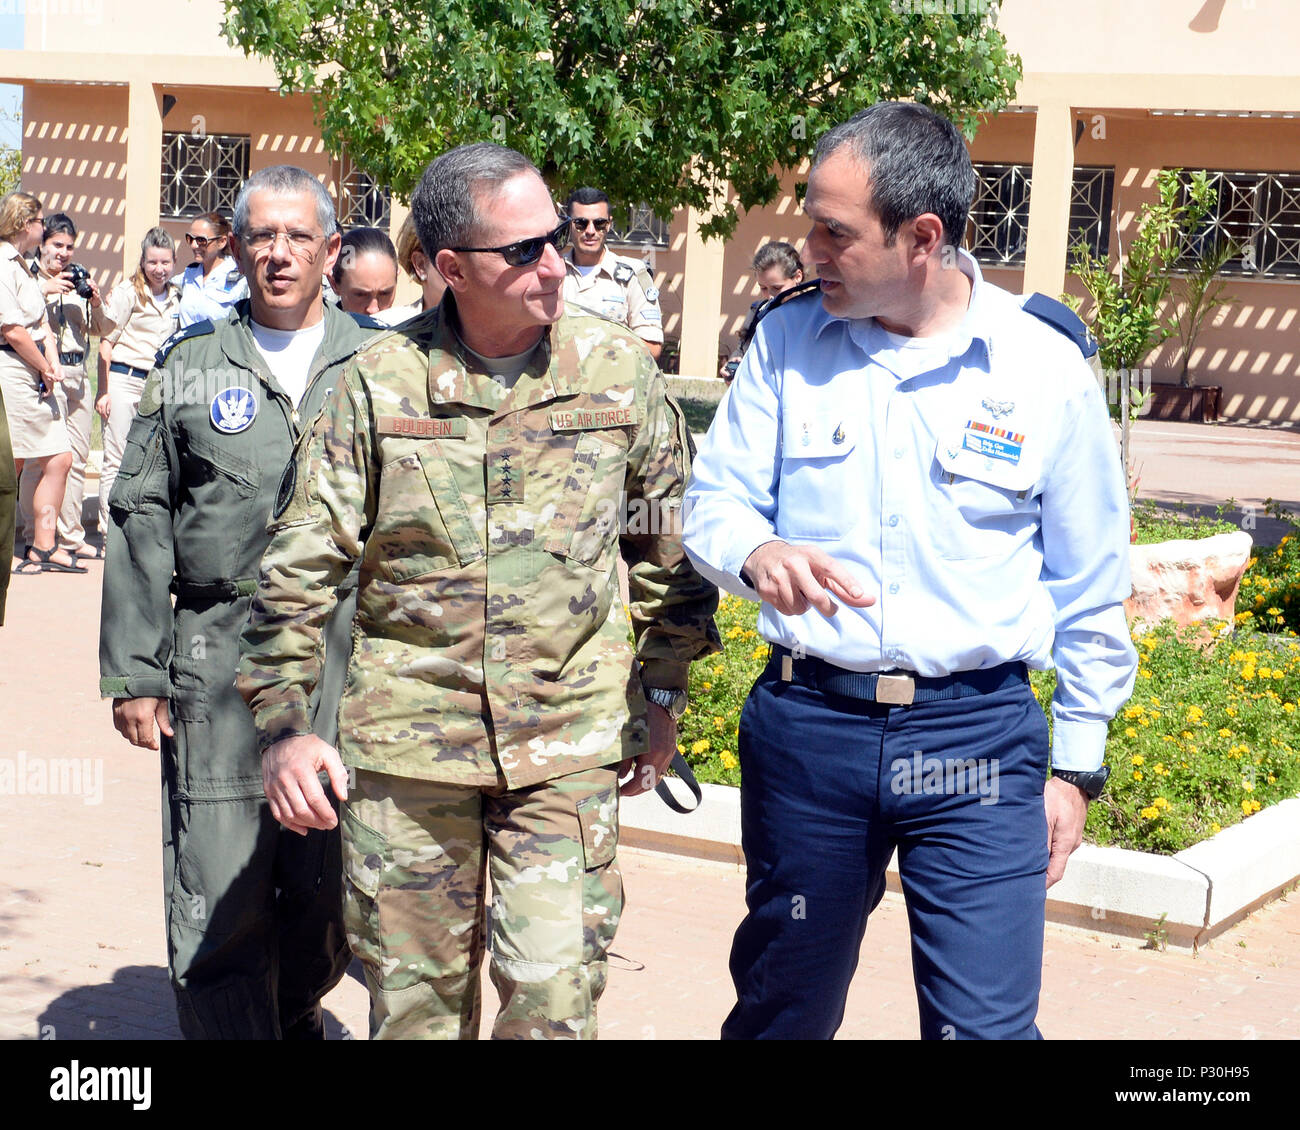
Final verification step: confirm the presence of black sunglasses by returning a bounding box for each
[450,218,571,267]
[571,217,611,232]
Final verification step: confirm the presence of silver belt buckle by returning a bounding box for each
[875,673,915,705]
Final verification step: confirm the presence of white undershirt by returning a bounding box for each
[868,321,961,381]
[249,318,326,406]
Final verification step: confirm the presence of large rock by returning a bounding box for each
[1126,531,1252,633]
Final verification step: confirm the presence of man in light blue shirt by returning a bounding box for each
[683,102,1137,1039]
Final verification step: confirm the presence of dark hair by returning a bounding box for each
[332,226,397,284]
[42,213,77,242]
[411,142,541,255]
[564,186,610,213]
[752,241,803,279]
[193,210,233,239]
[812,102,975,249]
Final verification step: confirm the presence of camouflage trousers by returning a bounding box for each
[342,763,623,1040]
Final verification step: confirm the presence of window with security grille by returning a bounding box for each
[335,156,391,229]
[966,163,1115,267]
[609,202,670,249]
[161,133,250,219]
[1177,170,1300,279]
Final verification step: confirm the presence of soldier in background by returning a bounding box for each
[561,186,664,360]
[238,143,720,1039]
[99,166,377,1039]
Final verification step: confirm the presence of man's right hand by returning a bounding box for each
[112,696,174,750]
[743,540,876,618]
[262,734,350,836]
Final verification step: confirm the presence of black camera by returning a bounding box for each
[65,263,94,300]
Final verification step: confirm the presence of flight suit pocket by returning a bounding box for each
[372,442,483,583]
[547,433,624,572]
[109,427,162,513]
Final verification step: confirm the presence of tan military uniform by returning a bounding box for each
[0,241,65,461]
[18,264,112,551]
[238,296,719,1038]
[562,248,664,346]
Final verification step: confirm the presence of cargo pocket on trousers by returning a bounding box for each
[576,787,622,968]
[340,802,384,968]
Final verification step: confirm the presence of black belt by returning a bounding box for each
[110,362,150,379]
[771,645,1027,705]
[172,578,258,601]
[59,351,84,365]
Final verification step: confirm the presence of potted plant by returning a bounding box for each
[1067,169,1226,424]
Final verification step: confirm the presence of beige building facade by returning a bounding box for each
[4,0,1299,420]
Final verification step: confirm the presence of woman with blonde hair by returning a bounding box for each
[177,210,246,328]
[96,227,182,539]
[1,191,82,575]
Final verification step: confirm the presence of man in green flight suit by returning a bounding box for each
[237,143,721,1039]
[99,165,378,1039]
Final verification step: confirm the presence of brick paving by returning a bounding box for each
[3,421,1300,1041]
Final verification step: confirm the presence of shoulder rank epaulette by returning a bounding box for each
[348,311,386,331]
[1020,292,1097,359]
[747,279,823,340]
[154,318,215,368]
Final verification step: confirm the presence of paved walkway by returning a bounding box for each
[3,420,1300,1040]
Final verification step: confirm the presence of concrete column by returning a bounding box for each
[1022,99,1074,298]
[678,205,727,379]
[123,78,163,279]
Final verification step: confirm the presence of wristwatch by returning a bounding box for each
[644,687,689,722]
[1051,765,1110,799]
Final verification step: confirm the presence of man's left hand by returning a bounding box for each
[1044,775,1089,887]
[619,703,676,797]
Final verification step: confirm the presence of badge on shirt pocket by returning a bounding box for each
[777,408,859,541]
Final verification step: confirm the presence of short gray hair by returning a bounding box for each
[232,165,338,238]
[411,143,541,255]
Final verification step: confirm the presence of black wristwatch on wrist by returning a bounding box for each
[1050,765,1110,799]
[644,687,689,722]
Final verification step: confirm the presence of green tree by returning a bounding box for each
[223,0,1021,238]
[0,96,22,196]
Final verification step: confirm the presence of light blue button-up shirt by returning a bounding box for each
[177,257,249,328]
[683,252,1137,771]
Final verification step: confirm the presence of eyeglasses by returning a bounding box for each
[450,218,570,267]
[571,217,611,233]
[185,233,223,248]
[240,229,327,256]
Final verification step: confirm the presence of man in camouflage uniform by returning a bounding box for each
[99,166,376,1038]
[562,186,665,361]
[237,143,720,1040]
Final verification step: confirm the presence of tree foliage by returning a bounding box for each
[223,0,1021,238]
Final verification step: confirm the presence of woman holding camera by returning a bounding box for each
[177,211,247,328]
[96,227,182,540]
[19,213,111,562]
[1,192,81,576]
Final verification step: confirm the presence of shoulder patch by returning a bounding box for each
[135,372,166,418]
[612,261,634,285]
[1020,293,1097,359]
[154,318,214,368]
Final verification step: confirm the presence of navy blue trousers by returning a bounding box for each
[722,657,1050,1040]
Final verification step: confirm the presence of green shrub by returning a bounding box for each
[680,595,1300,856]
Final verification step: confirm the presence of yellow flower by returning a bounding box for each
[1124,727,1138,739]
[1140,806,1160,820]
[720,751,739,771]
[1268,607,1283,616]
[1153,796,1169,809]
[1130,755,1145,766]
[1180,730,1194,740]
[1274,669,1285,680]
[1132,771,1143,782]
[1186,704,1204,722]
[1242,666,1255,681]
[1139,668,1152,679]
[690,738,710,755]
[1124,705,1145,719]
[750,645,767,660]
[713,716,725,730]
[703,682,713,691]
[1242,798,1261,815]
[1242,778,1254,792]
[1259,666,1272,679]
[1210,822,1222,834]
[1225,706,1238,717]
[1218,727,1233,738]
[1284,703,1296,714]
[676,744,684,754]
[726,626,744,640]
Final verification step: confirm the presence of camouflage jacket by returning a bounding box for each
[237,297,720,788]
